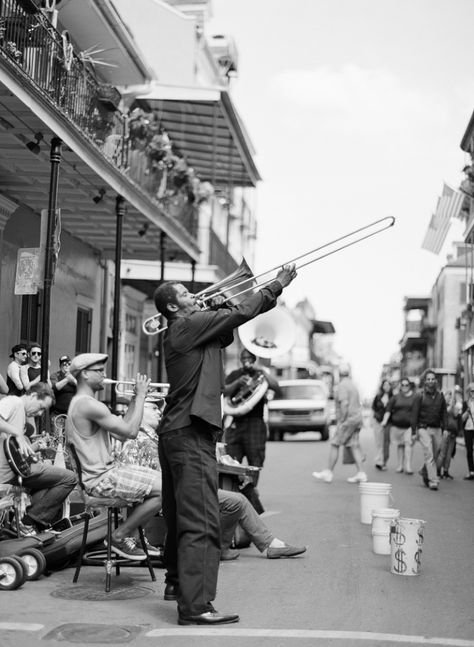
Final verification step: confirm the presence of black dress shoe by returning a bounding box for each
[220,548,240,561]
[267,544,307,559]
[164,583,179,601]
[178,611,240,626]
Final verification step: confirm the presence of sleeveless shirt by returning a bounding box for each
[66,394,114,490]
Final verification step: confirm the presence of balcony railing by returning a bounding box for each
[0,1,204,241]
[0,0,127,167]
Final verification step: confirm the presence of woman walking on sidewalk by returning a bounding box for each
[372,379,392,470]
[461,383,474,480]
[381,378,416,474]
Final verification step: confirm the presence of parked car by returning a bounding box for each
[267,379,331,441]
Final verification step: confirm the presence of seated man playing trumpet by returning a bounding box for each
[65,353,162,561]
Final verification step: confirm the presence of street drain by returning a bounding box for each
[51,585,154,601]
[42,623,142,643]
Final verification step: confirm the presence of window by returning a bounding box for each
[76,307,92,354]
[20,293,40,344]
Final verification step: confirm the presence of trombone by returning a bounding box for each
[142,215,395,336]
[103,379,169,402]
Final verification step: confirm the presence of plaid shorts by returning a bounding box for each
[88,465,161,504]
[331,421,361,447]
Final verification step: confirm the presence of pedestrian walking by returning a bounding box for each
[381,378,417,474]
[312,363,367,483]
[461,382,474,480]
[437,389,462,479]
[371,379,392,470]
[410,369,447,490]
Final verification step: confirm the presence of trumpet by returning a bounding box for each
[142,216,395,336]
[103,379,169,402]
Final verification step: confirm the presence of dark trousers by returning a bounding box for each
[8,462,76,527]
[464,429,474,472]
[224,418,267,483]
[159,423,221,618]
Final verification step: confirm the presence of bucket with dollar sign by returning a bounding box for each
[390,517,426,576]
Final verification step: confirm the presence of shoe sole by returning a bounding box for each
[178,616,239,626]
[164,594,178,601]
[267,549,306,559]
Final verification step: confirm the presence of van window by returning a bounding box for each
[280,384,325,399]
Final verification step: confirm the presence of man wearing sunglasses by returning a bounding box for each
[411,370,447,490]
[65,353,161,561]
[6,344,28,396]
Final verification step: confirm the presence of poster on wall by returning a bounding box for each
[14,247,42,295]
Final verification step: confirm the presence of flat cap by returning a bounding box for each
[69,353,108,378]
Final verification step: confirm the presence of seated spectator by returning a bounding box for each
[51,355,77,419]
[6,344,28,396]
[0,382,77,535]
[65,353,161,561]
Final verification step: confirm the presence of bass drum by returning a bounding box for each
[223,373,268,417]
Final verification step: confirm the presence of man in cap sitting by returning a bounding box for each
[65,353,161,560]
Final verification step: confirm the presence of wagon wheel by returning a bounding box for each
[0,556,24,590]
[16,548,47,580]
[10,556,27,588]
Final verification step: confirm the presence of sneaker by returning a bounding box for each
[464,472,474,481]
[142,537,163,558]
[312,469,333,483]
[18,522,37,537]
[428,483,438,491]
[347,472,368,483]
[443,472,453,480]
[396,467,403,473]
[105,537,147,561]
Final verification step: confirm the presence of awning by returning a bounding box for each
[133,84,261,188]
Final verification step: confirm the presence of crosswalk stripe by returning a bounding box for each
[145,628,474,645]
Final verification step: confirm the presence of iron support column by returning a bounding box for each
[41,137,62,382]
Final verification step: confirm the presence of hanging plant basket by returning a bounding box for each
[96,84,122,112]
[16,0,41,14]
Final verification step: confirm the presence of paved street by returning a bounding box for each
[1,416,474,647]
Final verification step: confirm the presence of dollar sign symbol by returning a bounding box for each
[412,549,422,574]
[393,548,407,573]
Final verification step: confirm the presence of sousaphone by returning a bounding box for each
[223,306,296,417]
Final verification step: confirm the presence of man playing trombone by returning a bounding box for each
[153,263,297,626]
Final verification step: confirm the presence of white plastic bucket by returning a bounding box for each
[390,517,426,576]
[359,482,392,525]
[371,508,400,555]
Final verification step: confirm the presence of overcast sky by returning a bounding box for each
[208,0,474,396]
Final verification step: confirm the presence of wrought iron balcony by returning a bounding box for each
[0,0,127,167]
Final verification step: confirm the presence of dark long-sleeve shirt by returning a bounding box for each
[410,390,448,430]
[385,392,417,428]
[159,280,283,434]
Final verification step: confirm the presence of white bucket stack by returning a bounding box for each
[357,481,426,576]
[371,508,400,555]
[359,482,392,524]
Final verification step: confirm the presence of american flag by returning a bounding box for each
[421,183,466,254]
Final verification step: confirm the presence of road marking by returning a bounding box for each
[0,622,44,632]
[145,628,474,646]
